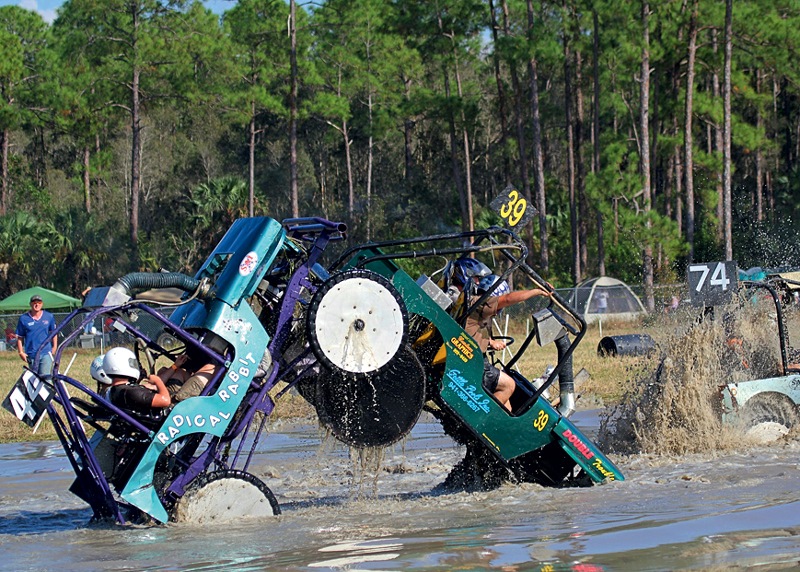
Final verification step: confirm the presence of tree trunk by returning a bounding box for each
[343,120,354,217]
[1,128,7,216]
[367,89,374,240]
[592,9,605,277]
[526,38,548,272]
[436,13,467,232]
[723,0,733,260]
[131,65,141,252]
[95,133,103,212]
[575,47,588,276]
[755,70,764,222]
[289,0,299,218]
[84,145,91,213]
[684,0,697,262]
[443,64,467,231]
[500,0,534,255]
[563,1,579,284]
[249,100,256,217]
[640,0,655,312]
[489,0,511,186]
[712,28,723,241]
[452,37,474,233]
[528,55,548,273]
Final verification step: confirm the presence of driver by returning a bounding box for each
[103,347,171,416]
[148,351,218,403]
[449,261,551,411]
[90,353,112,398]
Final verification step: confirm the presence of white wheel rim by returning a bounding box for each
[174,478,276,524]
[313,277,404,373]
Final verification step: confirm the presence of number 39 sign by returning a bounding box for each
[490,185,538,230]
[687,261,738,307]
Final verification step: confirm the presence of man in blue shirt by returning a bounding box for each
[16,294,58,375]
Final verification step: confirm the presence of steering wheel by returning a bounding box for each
[487,336,515,368]
[490,335,515,348]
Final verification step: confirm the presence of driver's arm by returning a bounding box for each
[147,375,172,408]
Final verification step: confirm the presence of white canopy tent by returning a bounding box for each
[566,276,646,324]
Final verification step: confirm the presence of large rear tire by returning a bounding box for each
[307,269,425,448]
[313,345,426,448]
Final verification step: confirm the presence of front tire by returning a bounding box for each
[738,393,799,443]
[172,470,280,523]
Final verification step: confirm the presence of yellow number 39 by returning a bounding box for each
[499,190,527,227]
[533,409,549,431]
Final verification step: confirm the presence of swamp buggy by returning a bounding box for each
[3,194,622,525]
[687,262,800,441]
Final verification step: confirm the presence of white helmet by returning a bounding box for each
[90,354,112,385]
[102,347,141,381]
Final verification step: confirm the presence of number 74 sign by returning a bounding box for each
[687,261,738,307]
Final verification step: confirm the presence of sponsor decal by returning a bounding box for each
[239,251,259,276]
[446,369,490,413]
[562,428,594,460]
[220,317,254,342]
[448,334,476,363]
[592,457,617,481]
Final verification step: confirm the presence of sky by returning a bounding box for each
[0,0,234,24]
[1,0,58,23]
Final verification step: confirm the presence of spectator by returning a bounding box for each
[595,290,609,314]
[669,295,680,312]
[4,323,16,345]
[16,294,57,376]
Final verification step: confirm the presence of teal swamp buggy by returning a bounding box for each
[3,214,622,525]
[680,261,800,442]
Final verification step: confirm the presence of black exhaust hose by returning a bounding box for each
[113,272,201,297]
[554,334,575,394]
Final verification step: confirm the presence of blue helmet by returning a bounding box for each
[451,257,491,287]
[478,274,511,297]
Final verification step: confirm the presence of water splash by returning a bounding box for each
[599,299,784,455]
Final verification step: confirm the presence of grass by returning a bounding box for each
[0,319,649,444]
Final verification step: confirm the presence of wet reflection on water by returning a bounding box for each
[2,414,800,571]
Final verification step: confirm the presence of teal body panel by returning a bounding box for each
[120,217,283,522]
[197,217,285,308]
[358,257,623,481]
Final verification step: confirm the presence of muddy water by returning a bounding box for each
[2,410,800,572]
